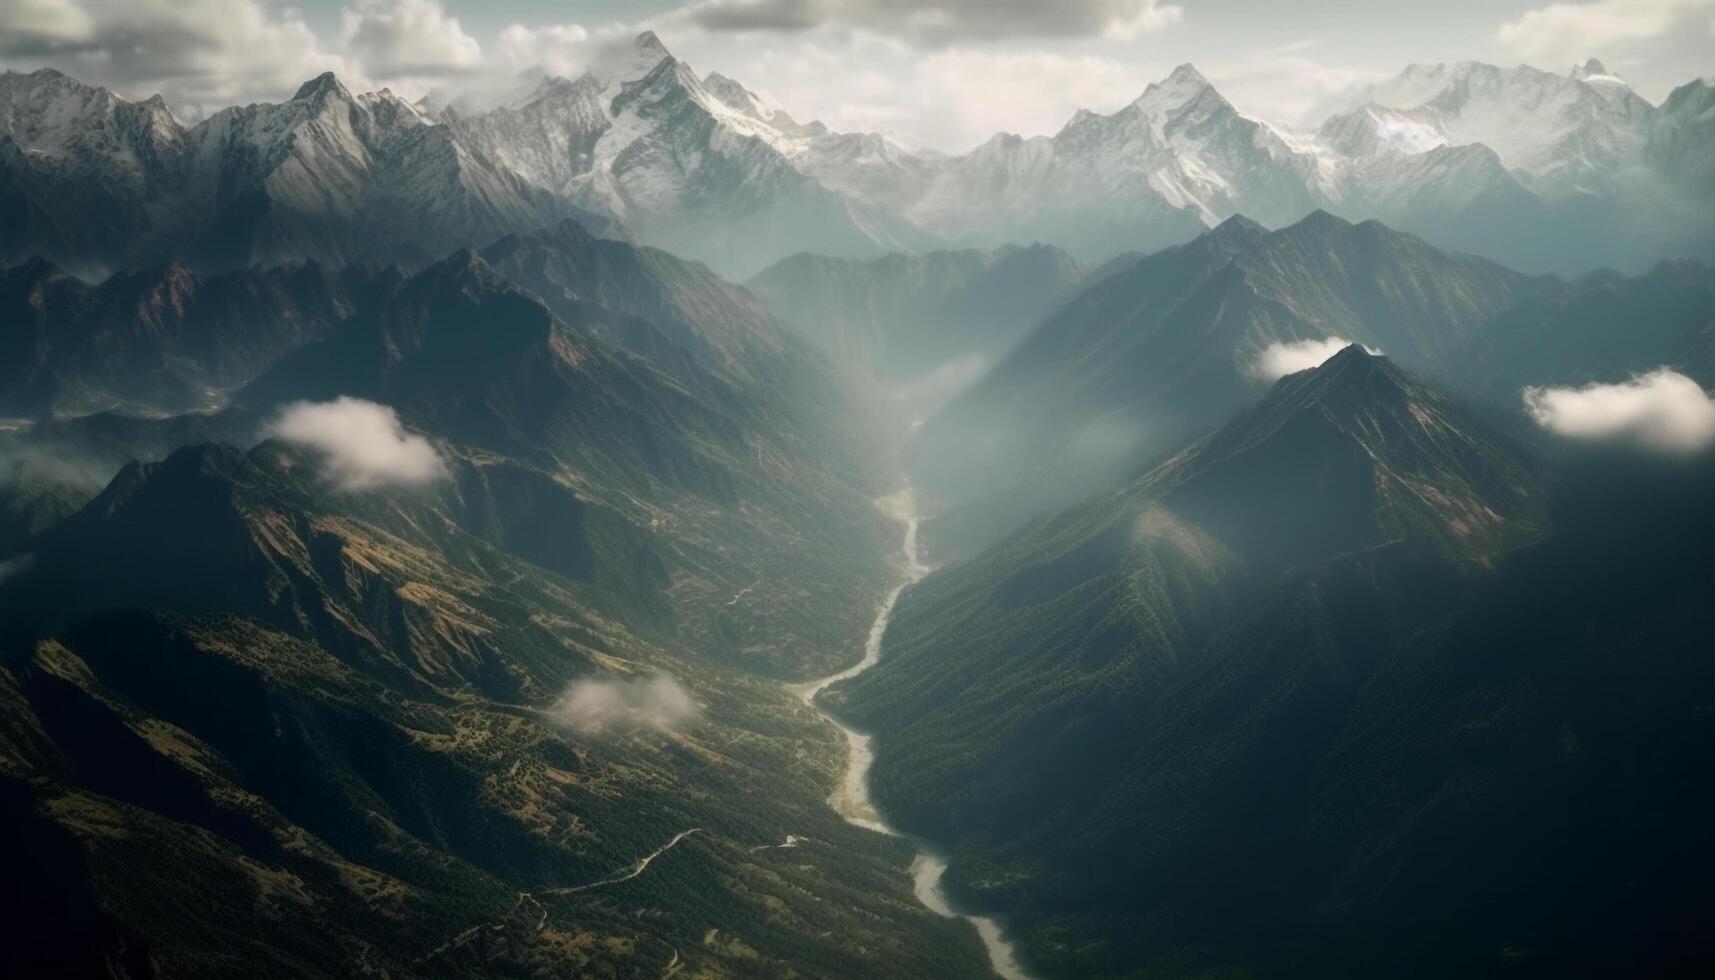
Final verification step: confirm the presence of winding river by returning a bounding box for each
[788,488,1032,980]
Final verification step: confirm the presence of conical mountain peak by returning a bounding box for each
[1133,62,1221,110]
[292,71,351,104]
[1290,207,1355,232]
[1166,62,1210,86]
[587,29,675,86]
[1158,348,1539,564]
[1209,212,1268,242]
[1250,342,1424,423]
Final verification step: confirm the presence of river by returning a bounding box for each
[788,487,1033,980]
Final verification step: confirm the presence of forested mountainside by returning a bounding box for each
[838,349,1715,978]
[4,14,1715,976]
[0,209,982,976]
[1,439,986,977]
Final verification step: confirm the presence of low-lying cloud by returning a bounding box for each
[550,673,700,736]
[265,397,448,491]
[0,554,34,585]
[0,444,116,494]
[896,353,991,418]
[1523,369,1715,453]
[1248,337,1376,381]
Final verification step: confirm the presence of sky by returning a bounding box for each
[2,0,1711,150]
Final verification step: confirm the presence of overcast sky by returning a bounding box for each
[2,0,1711,150]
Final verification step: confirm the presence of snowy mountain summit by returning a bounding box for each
[2,35,1712,277]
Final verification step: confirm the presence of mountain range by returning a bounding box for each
[2,212,902,682]
[746,243,1087,392]
[0,435,988,977]
[835,348,1715,978]
[4,37,1712,280]
[4,25,1715,977]
[0,205,981,975]
[905,209,1714,556]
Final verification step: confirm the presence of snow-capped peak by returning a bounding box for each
[1166,62,1212,87]
[1131,63,1219,112]
[701,70,825,140]
[588,31,674,90]
[1316,59,1657,188]
[704,72,773,120]
[292,72,352,105]
[1315,104,1448,157]
[1571,57,1631,93]
[0,67,184,165]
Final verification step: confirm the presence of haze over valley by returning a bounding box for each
[3,2,1715,978]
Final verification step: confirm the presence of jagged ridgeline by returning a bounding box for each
[908,210,1715,557]
[3,22,1715,980]
[0,438,987,977]
[0,188,1007,974]
[746,244,1087,389]
[4,38,1713,282]
[1,215,898,670]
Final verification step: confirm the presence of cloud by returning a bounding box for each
[265,397,448,491]
[1495,0,1715,67]
[1523,369,1715,452]
[0,443,114,494]
[0,0,94,54]
[0,0,353,112]
[664,28,1158,151]
[905,47,1147,140]
[442,15,1166,151]
[0,553,33,584]
[1248,337,1377,381]
[0,0,489,112]
[491,20,647,80]
[1207,42,1388,127]
[342,0,482,80]
[550,673,699,736]
[896,352,991,417]
[684,0,1182,45]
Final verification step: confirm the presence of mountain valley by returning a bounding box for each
[3,12,1714,979]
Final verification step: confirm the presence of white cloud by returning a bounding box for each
[0,0,93,52]
[1496,0,1715,68]
[1,444,114,493]
[550,673,699,736]
[1248,337,1377,381]
[466,18,1158,150]
[666,27,1156,151]
[0,0,490,113]
[0,0,354,112]
[908,47,1147,142]
[265,397,448,491]
[491,20,648,79]
[0,3,1368,156]
[342,0,483,79]
[1524,369,1715,452]
[1207,42,1388,127]
[685,0,1182,45]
